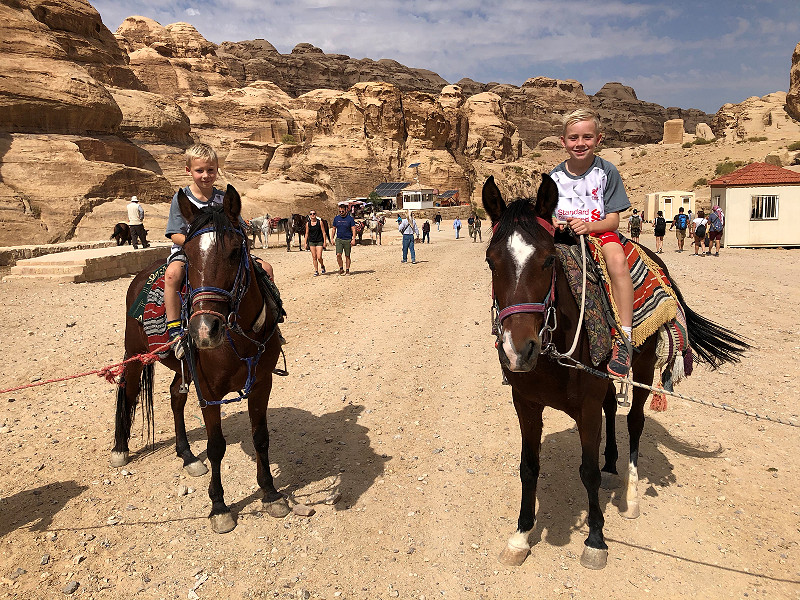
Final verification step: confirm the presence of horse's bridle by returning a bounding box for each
[492,216,558,346]
[184,225,251,328]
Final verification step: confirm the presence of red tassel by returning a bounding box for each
[650,390,668,412]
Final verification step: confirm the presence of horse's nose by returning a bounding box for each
[191,315,225,349]
[501,330,539,372]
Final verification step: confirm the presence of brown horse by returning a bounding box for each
[110,185,289,533]
[483,175,748,569]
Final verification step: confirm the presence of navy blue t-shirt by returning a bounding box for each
[332,214,356,240]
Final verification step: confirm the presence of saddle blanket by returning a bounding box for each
[587,237,678,347]
[555,244,612,366]
[127,264,184,354]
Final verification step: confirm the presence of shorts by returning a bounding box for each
[675,228,687,239]
[630,229,641,238]
[654,230,666,238]
[589,231,623,247]
[308,241,324,247]
[708,230,723,241]
[335,238,352,256]
[167,250,187,265]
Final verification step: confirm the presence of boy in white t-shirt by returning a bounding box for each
[550,109,634,377]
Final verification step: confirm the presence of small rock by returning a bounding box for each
[46,532,58,541]
[177,484,188,496]
[73,555,86,565]
[9,568,27,580]
[0,426,10,434]
[63,581,79,595]
[41,555,50,565]
[324,492,341,505]
[297,590,310,600]
[188,591,200,600]
[292,504,316,517]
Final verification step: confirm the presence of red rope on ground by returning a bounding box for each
[0,339,177,394]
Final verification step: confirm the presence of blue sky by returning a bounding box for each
[92,0,800,114]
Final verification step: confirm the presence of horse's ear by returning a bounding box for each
[222,184,242,223]
[482,176,505,225]
[535,173,559,221]
[177,188,199,223]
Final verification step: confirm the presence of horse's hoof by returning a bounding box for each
[619,501,640,519]
[600,472,621,489]
[498,545,530,566]
[209,512,236,534]
[110,451,129,468]
[580,546,608,570]
[263,497,290,518]
[184,460,209,477]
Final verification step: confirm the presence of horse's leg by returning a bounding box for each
[110,360,146,467]
[249,385,290,518]
[577,399,608,570]
[620,341,657,520]
[169,373,207,476]
[600,383,621,489]
[202,405,235,533]
[499,397,544,567]
[286,230,291,252]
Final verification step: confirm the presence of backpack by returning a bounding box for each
[676,213,688,230]
[694,221,706,238]
[655,217,666,232]
[709,212,723,232]
[630,214,641,230]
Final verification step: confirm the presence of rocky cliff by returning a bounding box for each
[786,41,800,121]
[0,0,794,247]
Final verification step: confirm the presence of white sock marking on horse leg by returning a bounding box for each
[507,530,532,551]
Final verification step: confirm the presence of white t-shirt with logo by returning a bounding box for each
[549,157,631,223]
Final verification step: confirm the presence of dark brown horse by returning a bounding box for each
[483,175,747,569]
[111,185,289,533]
[286,213,306,251]
[111,222,131,246]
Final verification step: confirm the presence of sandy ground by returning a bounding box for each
[0,223,798,600]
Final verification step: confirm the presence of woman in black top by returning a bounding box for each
[653,210,666,254]
[305,211,330,275]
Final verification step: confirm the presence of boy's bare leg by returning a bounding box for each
[602,244,633,329]
[164,260,186,357]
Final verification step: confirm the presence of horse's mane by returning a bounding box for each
[488,198,541,249]
[185,205,243,248]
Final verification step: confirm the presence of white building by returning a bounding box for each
[400,187,436,210]
[709,162,800,248]
[643,190,694,222]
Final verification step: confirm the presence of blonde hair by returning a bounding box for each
[185,143,218,168]
[562,109,602,136]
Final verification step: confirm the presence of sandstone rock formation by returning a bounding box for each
[786,41,800,122]
[696,123,714,140]
[215,40,448,97]
[712,92,800,141]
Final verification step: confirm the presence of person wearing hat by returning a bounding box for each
[626,208,641,243]
[126,195,150,249]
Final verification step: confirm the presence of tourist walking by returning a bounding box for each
[707,205,724,256]
[126,195,150,249]
[434,212,442,231]
[690,209,708,256]
[653,210,666,253]
[422,220,430,243]
[453,217,462,239]
[473,215,482,242]
[627,209,641,243]
[331,203,357,275]
[669,206,689,252]
[399,213,419,263]
[467,214,475,240]
[305,210,330,275]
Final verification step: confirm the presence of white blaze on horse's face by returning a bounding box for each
[508,230,536,285]
[198,231,216,255]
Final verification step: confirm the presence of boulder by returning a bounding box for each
[109,88,191,143]
[663,119,685,144]
[695,122,714,140]
[463,92,514,161]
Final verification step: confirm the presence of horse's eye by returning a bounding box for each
[543,255,555,269]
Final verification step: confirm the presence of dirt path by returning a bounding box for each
[0,225,798,599]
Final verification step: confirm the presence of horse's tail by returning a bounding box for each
[671,280,750,368]
[140,363,155,448]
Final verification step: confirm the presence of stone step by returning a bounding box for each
[2,244,170,283]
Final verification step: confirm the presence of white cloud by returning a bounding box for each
[186,8,201,17]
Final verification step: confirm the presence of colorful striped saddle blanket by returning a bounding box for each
[127,263,185,354]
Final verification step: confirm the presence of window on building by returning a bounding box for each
[751,195,779,220]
